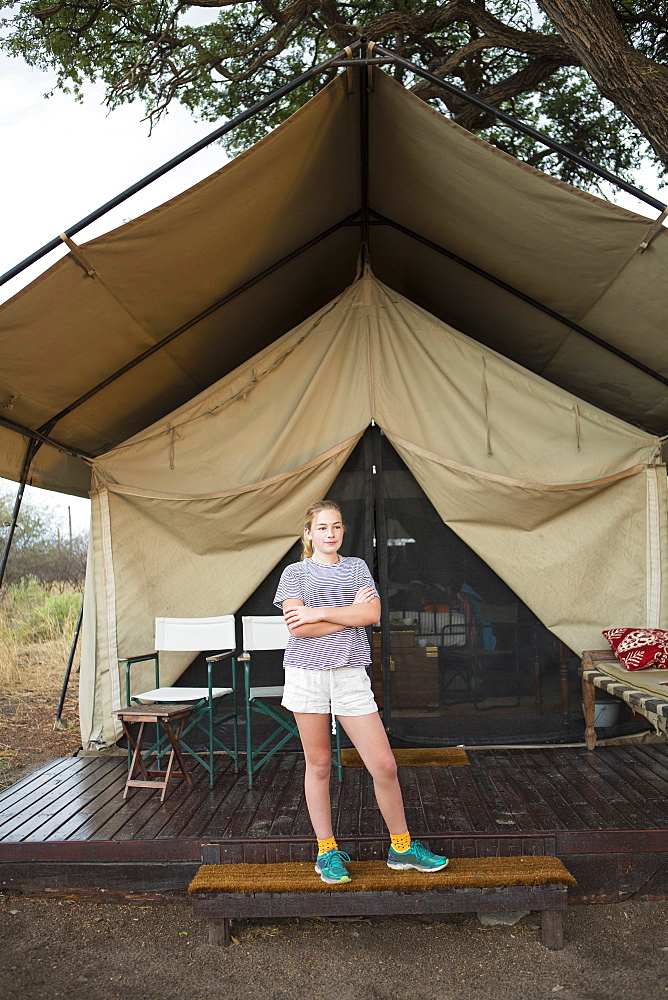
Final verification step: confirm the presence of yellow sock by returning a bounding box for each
[391,831,412,853]
[317,837,338,856]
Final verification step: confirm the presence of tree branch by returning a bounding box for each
[7,0,664,182]
[413,54,573,131]
[538,0,668,168]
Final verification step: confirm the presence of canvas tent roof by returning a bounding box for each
[1,67,667,502]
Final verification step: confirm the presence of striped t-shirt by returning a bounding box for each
[273,556,378,670]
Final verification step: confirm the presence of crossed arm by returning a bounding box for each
[282,586,381,638]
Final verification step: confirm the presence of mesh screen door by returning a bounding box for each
[373,432,589,745]
[237,427,643,744]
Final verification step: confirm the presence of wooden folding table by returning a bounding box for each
[113,703,194,802]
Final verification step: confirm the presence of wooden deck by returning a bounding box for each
[1,745,667,902]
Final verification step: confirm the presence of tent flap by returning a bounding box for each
[79,275,666,749]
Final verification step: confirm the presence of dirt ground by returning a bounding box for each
[0,627,83,793]
[1,894,667,1000]
[1,688,667,1000]
[0,688,81,791]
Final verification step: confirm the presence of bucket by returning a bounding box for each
[581,701,621,728]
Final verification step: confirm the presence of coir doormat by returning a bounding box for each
[341,747,470,767]
[189,856,576,894]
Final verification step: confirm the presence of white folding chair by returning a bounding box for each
[120,615,238,786]
[241,615,342,789]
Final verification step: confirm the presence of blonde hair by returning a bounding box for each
[301,500,343,560]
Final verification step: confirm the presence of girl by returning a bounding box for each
[274,500,448,885]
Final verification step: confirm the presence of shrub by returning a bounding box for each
[0,578,83,645]
[1,491,87,587]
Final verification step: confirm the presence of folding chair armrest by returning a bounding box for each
[120,653,159,706]
[206,652,237,696]
[205,650,235,663]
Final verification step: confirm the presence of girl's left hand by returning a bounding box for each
[284,605,321,629]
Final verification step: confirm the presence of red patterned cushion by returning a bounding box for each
[603,628,668,670]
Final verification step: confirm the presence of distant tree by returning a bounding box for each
[0,493,87,587]
[1,1,667,193]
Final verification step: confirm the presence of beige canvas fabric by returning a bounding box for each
[81,273,665,750]
[85,284,374,745]
[0,78,360,490]
[1,69,668,506]
[368,73,668,432]
[389,441,660,655]
[92,286,373,492]
[85,439,360,747]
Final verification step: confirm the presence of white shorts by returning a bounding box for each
[281,664,378,718]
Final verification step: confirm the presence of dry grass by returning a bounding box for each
[0,579,81,691]
[0,634,20,691]
[2,637,79,700]
[0,580,83,788]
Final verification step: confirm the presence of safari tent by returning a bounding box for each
[1,61,667,753]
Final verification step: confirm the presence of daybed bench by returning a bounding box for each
[581,649,668,750]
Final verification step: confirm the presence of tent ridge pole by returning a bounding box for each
[372,45,665,214]
[37,212,361,435]
[372,210,668,388]
[0,413,94,459]
[358,42,371,256]
[0,42,364,290]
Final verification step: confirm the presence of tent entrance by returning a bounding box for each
[235,427,649,746]
[375,432,575,745]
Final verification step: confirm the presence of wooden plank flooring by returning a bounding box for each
[3,746,668,846]
[1,745,667,900]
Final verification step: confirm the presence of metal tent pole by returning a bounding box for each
[0,441,38,588]
[358,43,372,256]
[53,597,84,730]
[0,41,364,288]
[372,45,666,214]
[0,414,94,459]
[371,210,668,388]
[372,426,393,733]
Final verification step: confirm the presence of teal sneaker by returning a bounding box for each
[315,848,352,885]
[387,839,449,872]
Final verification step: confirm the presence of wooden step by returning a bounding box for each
[190,856,575,949]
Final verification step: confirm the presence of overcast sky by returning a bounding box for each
[0,50,230,533]
[1,47,666,534]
